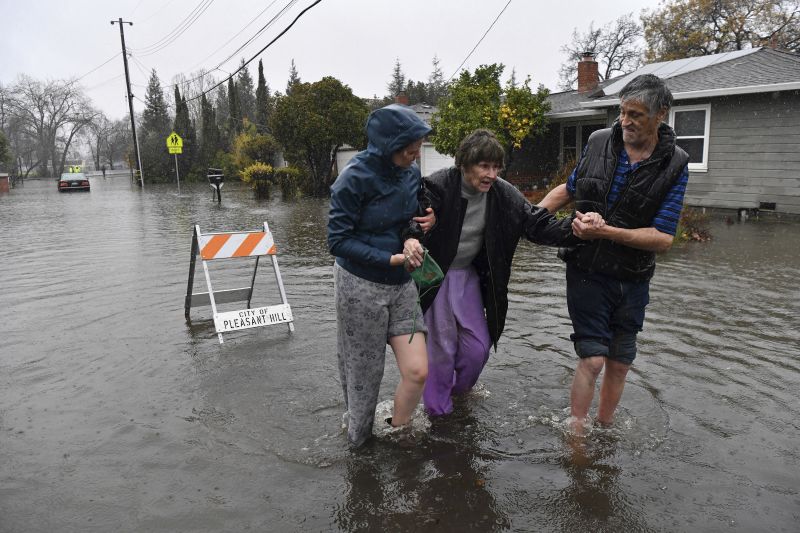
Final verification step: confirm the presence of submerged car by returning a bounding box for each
[58,173,90,192]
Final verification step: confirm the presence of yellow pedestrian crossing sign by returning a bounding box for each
[167,132,183,154]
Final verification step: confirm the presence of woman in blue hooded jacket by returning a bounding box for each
[328,104,433,447]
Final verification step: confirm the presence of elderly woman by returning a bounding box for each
[328,104,433,447]
[420,129,574,416]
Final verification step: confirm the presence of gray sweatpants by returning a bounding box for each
[334,263,426,447]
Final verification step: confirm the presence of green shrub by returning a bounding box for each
[675,207,712,243]
[274,166,304,199]
[241,162,275,198]
[212,150,238,182]
[536,156,576,218]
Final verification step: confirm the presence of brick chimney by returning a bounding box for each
[577,52,599,93]
[768,34,778,49]
[395,91,409,105]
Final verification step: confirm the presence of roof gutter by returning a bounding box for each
[546,109,607,119]
[579,81,800,108]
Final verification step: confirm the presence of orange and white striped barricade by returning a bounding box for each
[185,221,294,343]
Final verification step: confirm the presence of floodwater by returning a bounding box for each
[1,177,798,532]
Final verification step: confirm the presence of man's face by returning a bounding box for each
[391,139,423,168]
[619,100,666,148]
[462,161,501,193]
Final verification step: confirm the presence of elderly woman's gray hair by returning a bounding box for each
[455,129,505,170]
[619,74,674,116]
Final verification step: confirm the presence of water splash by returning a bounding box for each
[372,399,431,442]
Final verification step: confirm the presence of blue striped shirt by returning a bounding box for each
[566,148,689,236]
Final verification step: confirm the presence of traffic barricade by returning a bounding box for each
[185,221,294,343]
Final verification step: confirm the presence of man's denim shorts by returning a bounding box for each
[565,262,650,365]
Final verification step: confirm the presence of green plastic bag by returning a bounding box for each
[408,249,444,290]
[406,249,444,343]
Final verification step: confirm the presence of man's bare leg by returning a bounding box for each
[596,359,630,425]
[569,356,606,433]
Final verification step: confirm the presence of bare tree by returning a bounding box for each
[558,13,644,91]
[105,118,132,169]
[83,112,111,170]
[7,75,97,176]
[643,0,800,61]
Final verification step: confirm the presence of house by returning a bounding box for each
[335,95,455,178]
[536,48,800,215]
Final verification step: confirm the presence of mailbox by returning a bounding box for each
[207,168,224,203]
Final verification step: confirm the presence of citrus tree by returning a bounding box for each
[431,64,550,168]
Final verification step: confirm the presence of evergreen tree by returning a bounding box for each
[139,69,172,182]
[386,58,406,98]
[0,130,11,171]
[271,76,368,196]
[236,58,256,123]
[214,84,228,147]
[255,59,272,134]
[427,55,448,105]
[226,77,241,141]
[199,93,220,169]
[286,59,301,95]
[173,86,195,178]
[406,80,428,105]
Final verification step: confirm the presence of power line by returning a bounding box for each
[129,54,152,81]
[131,0,215,56]
[447,0,512,83]
[75,53,121,83]
[128,0,145,17]
[136,0,179,25]
[160,0,296,94]
[203,0,298,71]
[85,74,125,91]
[131,0,212,53]
[184,0,283,72]
[185,0,323,103]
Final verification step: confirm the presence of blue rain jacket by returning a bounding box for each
[328,104,432,284]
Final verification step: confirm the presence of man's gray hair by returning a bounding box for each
[618,74,674,116]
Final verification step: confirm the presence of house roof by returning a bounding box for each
[577,47,800,109]
[410,103,437,125]
[547,78,616,118]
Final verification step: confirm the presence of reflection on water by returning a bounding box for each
[0,179,798,531]
[335,403,510,532]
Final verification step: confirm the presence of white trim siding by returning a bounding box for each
[669,104,711,171]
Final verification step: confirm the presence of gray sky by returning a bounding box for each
[0,0,661,120]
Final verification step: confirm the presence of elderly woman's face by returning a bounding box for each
[462,161,501,193]
[391,139,423,168]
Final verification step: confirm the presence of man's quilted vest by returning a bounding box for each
[567,121,689,281]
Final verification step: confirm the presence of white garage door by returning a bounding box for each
[420,143,454,176]
[336,149,358,176]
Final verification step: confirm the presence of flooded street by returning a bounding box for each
[1,177,798,532]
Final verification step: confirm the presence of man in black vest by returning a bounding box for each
[539,74,690,433]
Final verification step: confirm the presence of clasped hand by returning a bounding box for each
[572,210,607,240]
[390,238,424,270]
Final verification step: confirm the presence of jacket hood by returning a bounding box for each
[365,104,432,161]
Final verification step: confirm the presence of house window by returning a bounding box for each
[561,123,604,168]
[581,124,605,149]
[562,125,577,165]
[669,104,710,171]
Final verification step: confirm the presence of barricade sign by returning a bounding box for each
[185,221,294,343]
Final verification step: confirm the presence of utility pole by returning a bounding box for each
[111,18,144,189]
